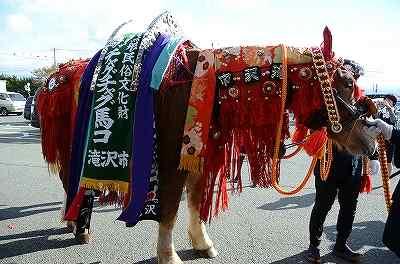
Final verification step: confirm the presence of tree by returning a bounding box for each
[31,65,57,86]
[0,65,56,97]
[0,73,40,97]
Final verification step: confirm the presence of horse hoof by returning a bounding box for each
[197,246,218,258]
[66,221,75,233]
[74,230,90,244]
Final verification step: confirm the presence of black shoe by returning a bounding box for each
[306,245,321,263]
[333,243,362,263]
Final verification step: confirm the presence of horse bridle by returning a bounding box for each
[310,47,366,134]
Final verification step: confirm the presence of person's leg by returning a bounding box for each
[309,169,338,246]
[335,157,362,261]
[307,165,338,262]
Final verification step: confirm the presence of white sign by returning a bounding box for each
[0,80,6,92]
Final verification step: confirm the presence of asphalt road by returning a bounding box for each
[0,115,399,264]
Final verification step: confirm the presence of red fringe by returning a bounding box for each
[37,60,88,181]
[199,79,288,221]
[289,70,324,127]
[198,62,334,222]
[98,191,125,206]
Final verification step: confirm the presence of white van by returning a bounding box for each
[0,92,26,116]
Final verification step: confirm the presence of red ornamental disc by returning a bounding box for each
[262,81,276,94]
[298,67,312,80]
[228,86,239,98]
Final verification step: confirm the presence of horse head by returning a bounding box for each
[288,27,375,156]
[298,64,374,156]
[316,67,376,156]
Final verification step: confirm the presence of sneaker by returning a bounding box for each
[306,245,321,263]
[333,243,362,263]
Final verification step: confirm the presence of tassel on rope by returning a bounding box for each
[303,128,328,157]
[292,124,308,143]
[360,156,372,193]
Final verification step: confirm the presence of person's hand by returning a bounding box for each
[364,118,393,140]
[362,125,381,138]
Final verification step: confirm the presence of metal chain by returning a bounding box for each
[310,47,342,133]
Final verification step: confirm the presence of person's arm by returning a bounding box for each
[367,119,400,145]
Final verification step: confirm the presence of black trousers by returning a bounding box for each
[309,149,362,247]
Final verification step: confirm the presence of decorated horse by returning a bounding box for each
[37,12,380,264]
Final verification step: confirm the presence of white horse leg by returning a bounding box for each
[186,174,218,258]
[157,219,183,264]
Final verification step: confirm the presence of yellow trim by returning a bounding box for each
[80,178,129,193]
[179,155,202,174]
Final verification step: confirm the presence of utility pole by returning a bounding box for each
[53,48,56,67]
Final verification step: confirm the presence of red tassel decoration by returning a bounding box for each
[302,129,327,157]
[321,26,333,60]
[360,157,372,193]
[37,60,88,192]
[292,124,308,143]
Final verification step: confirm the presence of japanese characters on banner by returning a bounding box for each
[80,34,141,192]
[139,126,160,221]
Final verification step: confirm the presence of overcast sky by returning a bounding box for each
[0,0,399,93]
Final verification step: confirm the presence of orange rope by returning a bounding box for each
[282,145,302,159]
[271,45,316,195]
[319,139,333,181]
[377,134,392,211]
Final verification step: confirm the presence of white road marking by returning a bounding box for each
[0,123,40,139]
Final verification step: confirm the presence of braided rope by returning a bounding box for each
[271,45,317,195]
[377,134,392,211]
[282,145,302,159]
[319,139,333,181]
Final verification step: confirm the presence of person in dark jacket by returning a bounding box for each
[365,118,400,258]
[306,60,364,263]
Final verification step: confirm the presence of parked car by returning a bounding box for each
[0,91,26,116]
[24,96,34,120]
[30,88,41,128]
